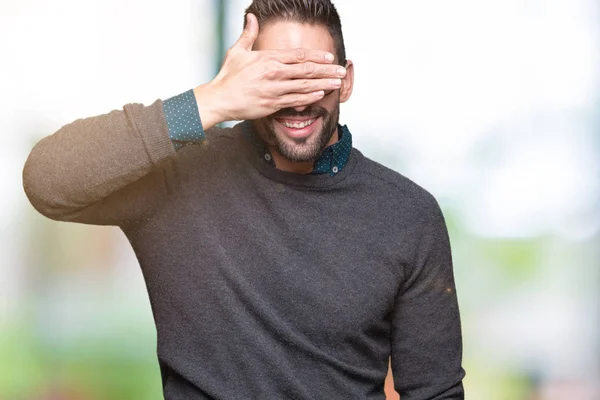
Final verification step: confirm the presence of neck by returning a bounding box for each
[269,127,340,174]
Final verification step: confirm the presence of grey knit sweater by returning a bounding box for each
[22,99,465,399]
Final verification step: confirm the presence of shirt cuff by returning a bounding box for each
[162,89,206,151]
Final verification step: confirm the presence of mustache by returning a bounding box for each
[271,106,328,120]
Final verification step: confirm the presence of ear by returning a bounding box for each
[339,59,354,103]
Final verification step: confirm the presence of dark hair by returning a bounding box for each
[244,0,346,66]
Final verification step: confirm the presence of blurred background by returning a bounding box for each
[2,0,599,399]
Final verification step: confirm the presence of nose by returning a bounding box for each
[293,105,309,113]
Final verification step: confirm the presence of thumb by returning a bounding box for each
[235,13,259,51]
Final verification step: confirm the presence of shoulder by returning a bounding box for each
[176,123,245,157]
[352,149,444,223]
[165,123,250,185]
[204,123,243,142]
[194,123,243,149]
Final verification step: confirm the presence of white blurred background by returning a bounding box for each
[1,0,599,398]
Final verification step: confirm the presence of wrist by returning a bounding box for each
[193,82,227,130]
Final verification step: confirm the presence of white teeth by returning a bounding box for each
[281,118,315,129]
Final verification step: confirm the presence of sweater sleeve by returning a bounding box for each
[163,89,206,151]
[391,198,466,399]
[22,98,179,228]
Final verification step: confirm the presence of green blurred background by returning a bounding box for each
[2,0,599,399]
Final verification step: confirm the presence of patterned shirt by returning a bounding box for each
[162,89,353,176]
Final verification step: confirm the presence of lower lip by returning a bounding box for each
[275,117,321,139]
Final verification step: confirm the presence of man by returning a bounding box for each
[22,0,465,398]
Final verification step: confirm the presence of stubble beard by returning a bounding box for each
[253,102,340,163]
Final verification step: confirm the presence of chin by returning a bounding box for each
[273,128,331,163]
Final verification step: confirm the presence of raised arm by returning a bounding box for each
[22,13,345,228]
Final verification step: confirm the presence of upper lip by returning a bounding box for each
[275,117,318,122]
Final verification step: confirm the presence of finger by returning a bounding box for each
[276,91,326,109]
[275,78,342,95]
[235,13,259,51]
[270,48,335,64]
[278,62,347,80]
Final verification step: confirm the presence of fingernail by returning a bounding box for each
[331,79,342,86]
[313,90,325,97]
[325,53,334,61]
[338,67,346,76]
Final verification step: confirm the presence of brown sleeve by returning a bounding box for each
[22,99,178,228]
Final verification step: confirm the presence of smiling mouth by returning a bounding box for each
[274,116,322,139]
[277,118,317,129]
